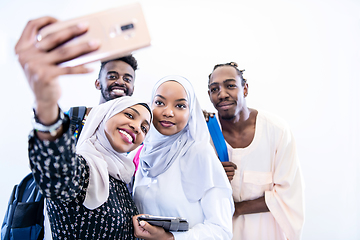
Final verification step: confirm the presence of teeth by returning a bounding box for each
[112,89,124,94]
[119,130,133,143]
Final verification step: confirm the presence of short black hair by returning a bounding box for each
[208,62,246,86]
[98,55,138,78]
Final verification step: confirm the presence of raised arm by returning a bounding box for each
[16,16,100,140]
[18,16,100,201]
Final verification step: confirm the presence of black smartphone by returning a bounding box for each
[137,215,189,232]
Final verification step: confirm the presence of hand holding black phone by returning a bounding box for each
[137,215,189,232]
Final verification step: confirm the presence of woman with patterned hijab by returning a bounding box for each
[29,97,151,239]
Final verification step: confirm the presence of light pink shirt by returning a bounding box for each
[215,111,305,240]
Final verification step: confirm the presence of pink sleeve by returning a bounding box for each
[133,145,144,175]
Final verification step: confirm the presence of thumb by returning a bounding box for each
[139,220,155,233]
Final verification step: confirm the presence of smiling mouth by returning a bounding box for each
[217,102,234,109]
[109,84,127,95]
[118,129,134,143]
[112,89,124,93]
[111,88,126,95]
[159,121,175,128]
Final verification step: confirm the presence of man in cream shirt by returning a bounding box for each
[207,62,305,240]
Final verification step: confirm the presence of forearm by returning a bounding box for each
[234,196,269,217]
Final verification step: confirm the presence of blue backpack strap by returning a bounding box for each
[67,106,87,142]
[207,116,229,162]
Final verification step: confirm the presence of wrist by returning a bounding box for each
[234,201,244,216]
[34,101,59,125]
[32,106,66,137]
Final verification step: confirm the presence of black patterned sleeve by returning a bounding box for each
[28,122,89,203]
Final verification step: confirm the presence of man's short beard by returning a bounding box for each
[220,114,235,120]
[100,85,114,102]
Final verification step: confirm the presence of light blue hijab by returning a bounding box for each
[139,75,232,202]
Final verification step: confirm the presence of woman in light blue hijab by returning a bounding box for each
[132,75,234,240]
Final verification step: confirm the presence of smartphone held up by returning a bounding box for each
[37,2,151,67]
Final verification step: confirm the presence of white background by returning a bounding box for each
[0,0,359,239]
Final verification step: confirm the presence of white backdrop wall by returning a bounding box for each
[0,0,359,239]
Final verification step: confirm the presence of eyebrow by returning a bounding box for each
[107,71,118,76]
[129,107,150,127]
[154,94,188,102]
[123,73,133,78]
[209,78,236,87]
[107,71,133,79]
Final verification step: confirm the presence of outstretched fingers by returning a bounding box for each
[59,65,94,76]
[16,16,100,116]
[35,22,90,52]
[15,16,57,54]
[44,39,100,65]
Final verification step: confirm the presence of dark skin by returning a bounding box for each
[95,60,135,104]
[132,216,174,240]
[17,18,136,136]
[207,65,269,216]
[16,16,100,141]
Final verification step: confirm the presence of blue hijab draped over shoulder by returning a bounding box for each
[139,75,232,202]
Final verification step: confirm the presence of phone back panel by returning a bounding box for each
[38,2,151,66]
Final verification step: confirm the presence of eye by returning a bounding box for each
[154,100,164,106]
[107,74,118,80]
[176,103,187,109]
[123,76,132,83]
[141,125,148,134]
[227,84,237,89]
[210,86,218,93]
[124,112,134,119]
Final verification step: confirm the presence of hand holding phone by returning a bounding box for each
[37,2,151,67]
[137,215,189,232]
[16,16,99,132]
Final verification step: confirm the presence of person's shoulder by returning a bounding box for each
[257,109,291,131]
[65,106,91,115]
[86,107,92,115]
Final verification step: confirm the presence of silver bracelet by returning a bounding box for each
[32,108,65,137]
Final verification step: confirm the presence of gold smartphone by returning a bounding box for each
[37,2,151,67]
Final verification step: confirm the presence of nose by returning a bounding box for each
[129,120,140,134]
[163,106,174,117]
[115,76,125,85]
[218,88,229,100]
